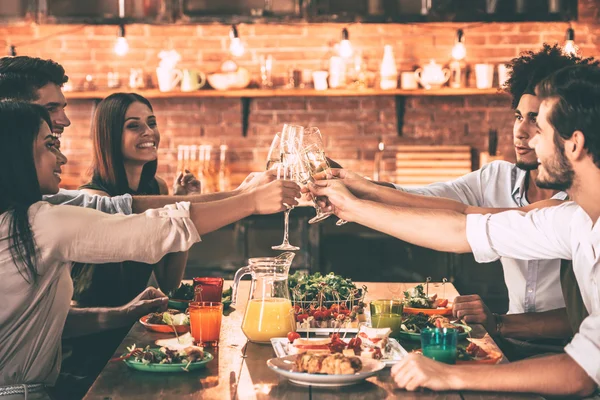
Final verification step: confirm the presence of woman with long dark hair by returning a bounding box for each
[0,101,298,396]
[77,93,195,307]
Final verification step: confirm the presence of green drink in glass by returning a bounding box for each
[370,300,403,336]
[420,328,458,365]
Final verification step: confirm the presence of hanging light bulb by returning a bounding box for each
[339,27,353,59]
[114,24,129,56]
[563,27,579,56]
[451,29,467,61]
[449,29,467,89]
[229,24,245,57]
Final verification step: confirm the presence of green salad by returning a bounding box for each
[168,283,194,300]
[288,271,366,304]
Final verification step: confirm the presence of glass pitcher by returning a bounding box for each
[231,252,296,343]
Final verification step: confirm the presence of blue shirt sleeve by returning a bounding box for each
[392,168,486,207]
[42,189,133,215]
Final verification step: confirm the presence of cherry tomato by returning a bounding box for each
[296,313,309,323]
[313,311,324,321]
[287,332,301,343]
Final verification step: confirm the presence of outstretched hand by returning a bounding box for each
[173,169,201,195]
[252,179,301,214]
[313,168,377,199]
[118,287,169,324]
[237,169,278,193]
[307,179,357,221]
[391,353,459,392]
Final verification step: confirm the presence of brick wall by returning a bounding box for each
[1,0,599,189]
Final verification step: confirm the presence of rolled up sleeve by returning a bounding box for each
[466,213,499,263]
[43,189,133,215]
[31,201,200,267]
[565,313,600,385]
[465,203,577,264]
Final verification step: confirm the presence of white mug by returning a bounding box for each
[400,71,418,90]
[497,64,509,88]
[475,63,494,89]
[156,67,183,92]
[313,71,329,91]
[181,69,206,92]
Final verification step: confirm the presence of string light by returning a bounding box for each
[229,24,245,57]
[113,24,129,56]
[563,27,579,56]
[113,0,129,56]
[451,29,466,61]
[339,28,353,59]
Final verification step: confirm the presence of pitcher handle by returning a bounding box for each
[231,265,251,306]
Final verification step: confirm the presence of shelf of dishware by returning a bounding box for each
[64,87,504,100]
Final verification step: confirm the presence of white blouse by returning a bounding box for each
[0,201,200,386]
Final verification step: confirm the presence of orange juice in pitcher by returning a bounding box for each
[232,252,296,344]
[241,298,295,343]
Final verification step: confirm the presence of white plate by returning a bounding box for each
[296,326,358,335]
[267,355,385,387]
[270,337,408,367]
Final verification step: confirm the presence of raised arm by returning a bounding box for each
[308,179,575,260]
[34,179,300,266]
[308,179,471,253]
[131,170,278,213]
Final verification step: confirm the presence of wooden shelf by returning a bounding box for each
[65,87,505,100]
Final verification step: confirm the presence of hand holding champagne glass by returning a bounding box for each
[270,124,303,251]
[297,127,336,224]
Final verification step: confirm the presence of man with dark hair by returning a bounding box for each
[310,63,600,397]
[323,45,594,359]
[0,56,71,140]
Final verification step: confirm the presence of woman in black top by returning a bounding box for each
[77,93,197,306]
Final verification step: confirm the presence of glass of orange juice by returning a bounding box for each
[189,301,223,347]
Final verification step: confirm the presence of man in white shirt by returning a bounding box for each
[309,64,600,397]
[325,45,595,358]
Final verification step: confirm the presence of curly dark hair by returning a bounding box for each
[0,56,69,101]
[502,43,598,109]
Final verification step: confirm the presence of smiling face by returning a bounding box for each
[529,99,575,191]
[34,120,61,194]
[34,83,71,140]
[513,94,542,170]
[120,102,159,165]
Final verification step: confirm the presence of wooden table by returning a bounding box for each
[84,282,543,400]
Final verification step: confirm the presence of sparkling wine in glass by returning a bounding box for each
[299,127,335,224]
[271,124,304,251]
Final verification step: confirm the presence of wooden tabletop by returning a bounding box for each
[84,282,543,400]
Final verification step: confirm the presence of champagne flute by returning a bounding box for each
[303,127,349,226]
[299,127,335,224]
[271,124,303,251]
[266,133,281,171]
